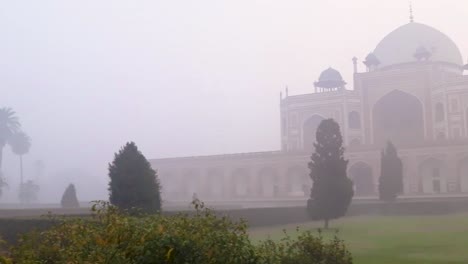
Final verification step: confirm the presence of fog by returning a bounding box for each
[1,0,467,203]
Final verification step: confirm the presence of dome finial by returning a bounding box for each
[409,1,414,23]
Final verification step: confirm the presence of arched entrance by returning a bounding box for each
[285,166,310,197]
[159,172,180,200]
[419,158,447,194]
[183,169,202,200]
[231,168,250,198]
[257,167,279,198]
[205,168,224,199]
[373,90,424,146]
[303,115,325,151]
[458,158,468,192]
[348,162,374,196]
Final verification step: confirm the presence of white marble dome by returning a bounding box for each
[373,22,463,68]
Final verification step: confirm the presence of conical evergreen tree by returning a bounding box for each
[307,119,354,228]
[379,141,403,201]
[61,183,79,208]
[108,142,161,213]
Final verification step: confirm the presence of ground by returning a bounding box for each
[249,213,468,264]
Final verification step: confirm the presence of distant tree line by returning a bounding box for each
[0,107,38,203]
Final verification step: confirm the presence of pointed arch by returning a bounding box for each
[183,169,202,200]
[348,162,375,196]
[230,168,250,198]
[159,171,181,200]
[302,115,325,151]
[257,167,280,197]
[285,166,310,197]
[205,168,224,199]
[419,158,447,194]
[372,90,424,146]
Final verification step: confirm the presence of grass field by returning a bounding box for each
[249,213,468,264]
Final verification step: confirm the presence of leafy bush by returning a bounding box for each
[10,201,352,264]
[12,201,258,264]
[256,229,352,264]
[0,236,11,264]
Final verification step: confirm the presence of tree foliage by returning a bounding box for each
[0,108,20,170]
[61,183,80,208]
[379,141,403,202]
[307,119,354,228]
[8,132,31,157]
[9,131,32,188]
[108,142,161,213]
[10,201,353,264]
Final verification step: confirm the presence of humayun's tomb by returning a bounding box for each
[152,19,468,202]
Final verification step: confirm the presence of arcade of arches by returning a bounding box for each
[160,155,468,200]
[161,166,312,200]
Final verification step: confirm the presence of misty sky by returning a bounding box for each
[1,0,467,202]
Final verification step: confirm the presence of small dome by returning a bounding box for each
[315,67,346,89]
[363,53,380,67]
[374,22,463,68]
[318,67,344,82]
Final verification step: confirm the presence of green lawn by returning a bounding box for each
[249,213,468,264]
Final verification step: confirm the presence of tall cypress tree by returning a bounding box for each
[379,141,403,201]
[307,119,354,228]
[108,142,161,213]
[61,183,80,208]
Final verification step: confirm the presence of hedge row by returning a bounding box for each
[2,198,468,245]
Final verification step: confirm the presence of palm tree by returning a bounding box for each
[0,108,20,169]
[9,131,31,185]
